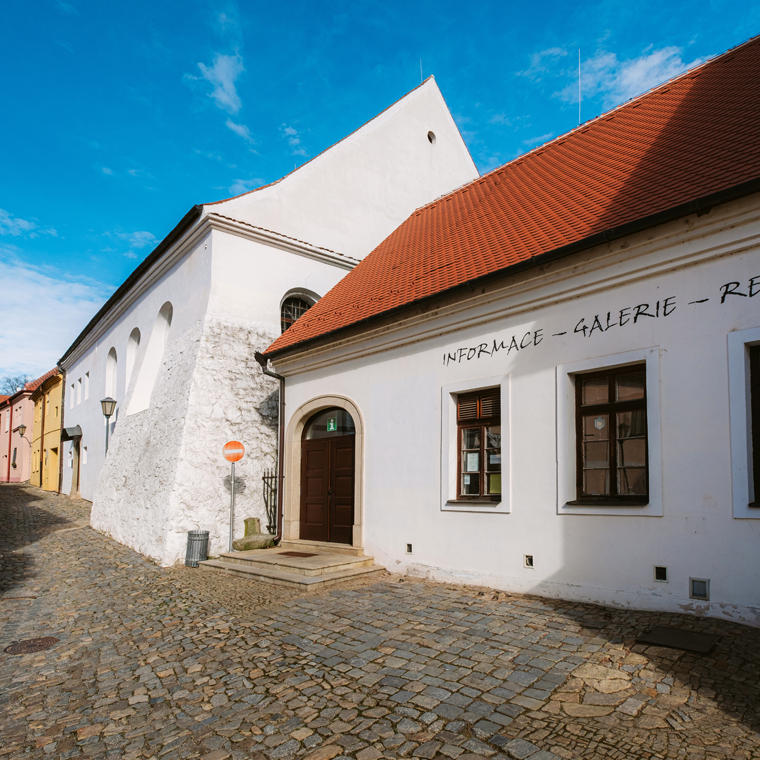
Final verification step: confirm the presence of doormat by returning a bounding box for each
[278,551,318,558]
[636,626,719,654]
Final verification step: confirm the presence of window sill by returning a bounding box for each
[749,502,760,508]
[447,499,501,505]
[566,498,648,507]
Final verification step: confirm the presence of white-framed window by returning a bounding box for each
[556,347,662,516]
[82,446,88,465]
[440,374,510,513]
[728,326,760,519]
[84,372,89,400]
[77,378,82,405]
[70,383,74,409]
[4,409,8,432]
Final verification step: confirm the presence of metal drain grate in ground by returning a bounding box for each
[278,551,318,558]
[636,626,719,654]
[3,637,59,655]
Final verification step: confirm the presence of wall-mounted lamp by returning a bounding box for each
[15,424,27,438]
[100,397,117,453]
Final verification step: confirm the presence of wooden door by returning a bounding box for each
[329,437,355,545]
[300,434,355,544]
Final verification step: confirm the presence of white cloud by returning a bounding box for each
[559,46,706,108]
[116,230,157,249]
[523,131,554,147]
[489,113,512,126]
[0,209,57,239]
[197,53,245,114]
[517,47,567,81]
[0,250,112,377]
[279,124,308,157]
[56,1,78,14]
[225,118,255,143]
[102,166,114,175]
[228,178,263,195]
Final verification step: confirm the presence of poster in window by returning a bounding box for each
[465,452,479,472]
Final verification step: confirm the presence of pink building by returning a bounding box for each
[0,371,54,484]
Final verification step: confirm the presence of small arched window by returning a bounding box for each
[127,302,173,415]
[281,296,311,334]
[106,347,118,397]
[126,328,141,388]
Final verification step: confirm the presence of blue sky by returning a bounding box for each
[1,0,757,377]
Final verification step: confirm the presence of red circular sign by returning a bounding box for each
[223,441,245,462]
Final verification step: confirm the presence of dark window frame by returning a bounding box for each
[571,363,649,506]
[749,344,760,507]
[456,388,501,502]
[280,296,312,334]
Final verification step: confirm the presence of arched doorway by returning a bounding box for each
[300,407,356,544]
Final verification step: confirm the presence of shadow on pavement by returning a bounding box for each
[0,483,90,599]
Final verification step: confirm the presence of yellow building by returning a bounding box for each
[31,370,63,492]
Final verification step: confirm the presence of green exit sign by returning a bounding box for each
[327,417,337,432]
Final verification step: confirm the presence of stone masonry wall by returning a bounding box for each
[90,313,280,567]
[165,313,280,564]
[90,319,204,563]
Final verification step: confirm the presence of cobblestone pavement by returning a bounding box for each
[1,484,759,760]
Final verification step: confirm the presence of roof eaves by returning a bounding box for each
[58,205,203,368]
[264,174,760,361]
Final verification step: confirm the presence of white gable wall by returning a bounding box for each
[211,79,478,258]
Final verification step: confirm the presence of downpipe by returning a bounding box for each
[254,352,285,544]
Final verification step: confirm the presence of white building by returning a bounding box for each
[260,38,760,625]
[58,78,478,566]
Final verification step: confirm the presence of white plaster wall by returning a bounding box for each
[62,224,350,565]
[211,79,478,258]
[275,199,760,626]
[61,231,212,503]
[207,228,350,323]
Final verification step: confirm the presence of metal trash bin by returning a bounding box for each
[185,530,209,567]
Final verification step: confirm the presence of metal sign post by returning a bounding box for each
[222,441,245,552]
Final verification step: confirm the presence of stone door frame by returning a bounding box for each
[284,395,364,550]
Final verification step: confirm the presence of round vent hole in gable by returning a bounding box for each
[427,131,436,144]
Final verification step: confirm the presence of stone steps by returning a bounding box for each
[279,539,364,557]
[198,546,384,589]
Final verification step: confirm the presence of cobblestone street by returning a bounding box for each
[1,484,759,760]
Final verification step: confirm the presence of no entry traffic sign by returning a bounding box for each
[223,441,245,462]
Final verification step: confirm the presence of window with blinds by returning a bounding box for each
[457,388,501,500]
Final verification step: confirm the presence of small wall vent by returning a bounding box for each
[654,566,668,582]
[406,544,413,554]
[524,555,534,568]
[690,578,710,601]
[427,131,436,144]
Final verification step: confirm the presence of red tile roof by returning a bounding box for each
[265,36,760,358]
[0,396,8,405]
[26,368,60,392]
